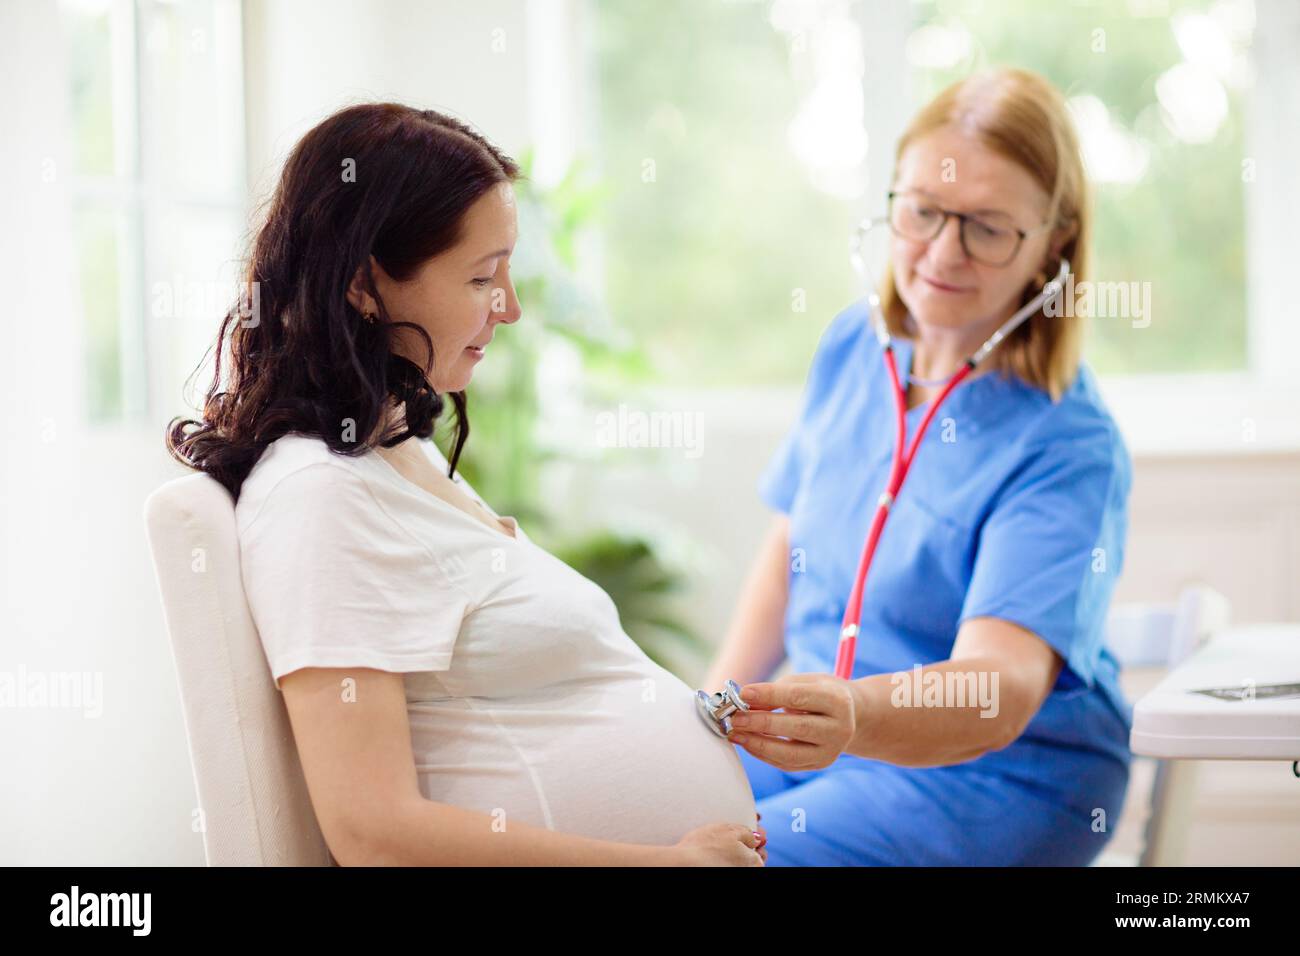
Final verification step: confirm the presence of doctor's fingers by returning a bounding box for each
[730,729,830,772]
[744,675,852,717]
[729,707,834,744]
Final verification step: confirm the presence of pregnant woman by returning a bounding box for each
[166,103,763,866]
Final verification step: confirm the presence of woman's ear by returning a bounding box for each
[346,254,379,314]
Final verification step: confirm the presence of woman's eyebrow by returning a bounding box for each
[471,248,511,266]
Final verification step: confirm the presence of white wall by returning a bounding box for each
[241,0,536,205]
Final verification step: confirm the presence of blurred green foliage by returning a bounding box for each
[591,0,860,387]
[592,0,1249,381]
[916,0,1249,373]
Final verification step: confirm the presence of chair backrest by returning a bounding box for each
[1104,585,1231,867]
[143,471,334,866]
[1105,586,1229,671]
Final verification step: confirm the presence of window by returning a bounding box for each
[59,0,246,425]
[588,0,1259,386]
[589,0,861,387]
[909,0,1255,375]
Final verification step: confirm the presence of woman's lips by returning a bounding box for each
[465,345,485,359]
[920,274,971,294]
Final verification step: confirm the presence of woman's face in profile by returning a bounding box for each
[364,180,522,394]
[890,124,1056,335]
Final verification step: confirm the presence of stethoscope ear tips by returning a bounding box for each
[695,679,750,738]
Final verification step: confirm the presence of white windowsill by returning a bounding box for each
[627,373,1300,459]
[1097,373,1300,457]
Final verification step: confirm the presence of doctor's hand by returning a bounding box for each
[727,673,858,771]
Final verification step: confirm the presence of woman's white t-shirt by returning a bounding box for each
[234,432,756,846]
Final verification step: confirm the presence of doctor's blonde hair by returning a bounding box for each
[877,67,1090,403]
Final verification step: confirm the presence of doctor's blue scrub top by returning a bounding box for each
[742,298,1134,866]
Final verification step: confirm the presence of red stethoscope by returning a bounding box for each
[833,222,1071,678]
[694,221,1069,736]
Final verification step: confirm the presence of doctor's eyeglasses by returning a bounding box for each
[883,190,1052,267]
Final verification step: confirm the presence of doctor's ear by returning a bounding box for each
[1032,219,1077,282]
[1048,217,1078,260]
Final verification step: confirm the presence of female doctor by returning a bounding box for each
[703,67,1134,866]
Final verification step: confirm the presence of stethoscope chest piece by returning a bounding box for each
[695,679,749,737]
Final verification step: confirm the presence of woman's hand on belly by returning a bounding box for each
[725,673,858,771]
[674,822,767,866]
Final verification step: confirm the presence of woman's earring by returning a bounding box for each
[363,310,377,323]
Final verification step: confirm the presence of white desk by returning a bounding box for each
[1131,624,1300,760]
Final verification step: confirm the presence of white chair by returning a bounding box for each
[143,471,335,866]
[1093,585,1231,866]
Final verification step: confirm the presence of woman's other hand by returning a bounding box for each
[673,822,766,866]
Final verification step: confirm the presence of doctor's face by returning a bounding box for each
[356,181,522,394]
[889,125,1057,334]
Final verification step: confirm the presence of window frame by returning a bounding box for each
[64,0,248,428]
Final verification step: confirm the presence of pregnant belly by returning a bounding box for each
[409,670,758,848]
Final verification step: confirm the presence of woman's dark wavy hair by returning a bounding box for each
[166,102,520,502]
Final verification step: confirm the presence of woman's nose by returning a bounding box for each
[493,280,523,325]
